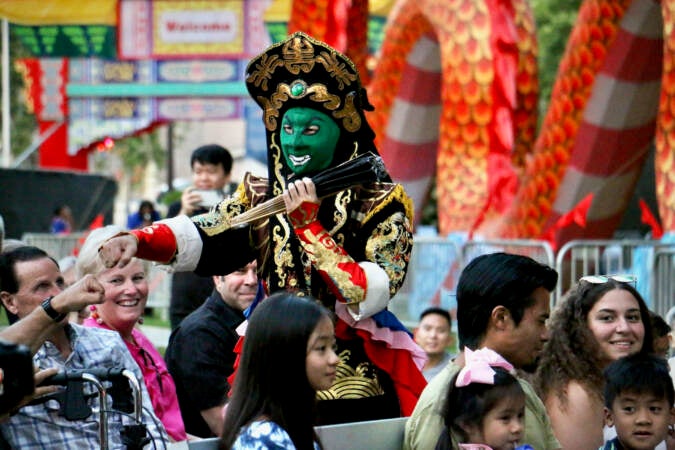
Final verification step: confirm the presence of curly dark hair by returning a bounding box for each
[534,279,653,406]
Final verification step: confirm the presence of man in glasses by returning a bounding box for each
[165,260,258,437]
[404,252,561,450]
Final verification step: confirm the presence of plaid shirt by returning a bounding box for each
[0,323,168,449]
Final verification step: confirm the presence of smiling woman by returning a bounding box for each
[533,278,654,450]
[76,225,187,442]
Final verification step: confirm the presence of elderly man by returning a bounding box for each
[0,246,168,449]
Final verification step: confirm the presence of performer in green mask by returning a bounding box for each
[98,32,427,425]
[280,107,340,176]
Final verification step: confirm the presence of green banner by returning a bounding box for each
[11,25,117,58]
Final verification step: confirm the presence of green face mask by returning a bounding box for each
[279,107,340,176]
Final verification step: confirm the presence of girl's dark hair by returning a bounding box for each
[435,367,524,449]
[534,279,654,405]
[219,292,332,450]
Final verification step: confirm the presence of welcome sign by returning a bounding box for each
[118,0,250,59]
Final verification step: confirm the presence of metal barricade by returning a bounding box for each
[554,239,673,306]
[146,265,171,320]
[389,235,463,328]
[20,232,87,260]
[651,249,675,318]
[462,239,555,269]
[462,239,557,303]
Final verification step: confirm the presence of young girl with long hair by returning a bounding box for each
[436,348,531,450]
[220,292,339,450]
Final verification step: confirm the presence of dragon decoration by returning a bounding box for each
[287,0,673,249]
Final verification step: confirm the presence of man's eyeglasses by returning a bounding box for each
[579,274,637,287]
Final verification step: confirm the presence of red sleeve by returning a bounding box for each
[289,202,368,304]
[130,224,177,263]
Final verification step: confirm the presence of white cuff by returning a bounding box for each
[156,215,203,272]
[346,261,390,321]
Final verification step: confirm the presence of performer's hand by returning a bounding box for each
[50,274,105,314]
[98,234,138,269]
[283,178,319,214]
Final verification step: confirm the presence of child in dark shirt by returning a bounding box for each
[600,353,675,450]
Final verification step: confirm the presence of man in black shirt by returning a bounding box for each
[164,260,257,438]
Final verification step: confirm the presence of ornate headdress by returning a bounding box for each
[246,31,372,135]
[246,32,378,192]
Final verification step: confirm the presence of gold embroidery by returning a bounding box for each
[316,51,358,90]
[245,53,284,91]
[193,185,249,236]
[299,227,365,302]
[262,82,353,132]
[365,211,413,296]
[363,184,415,226]
[282,34,316,74]
[330,92,361,133]
[270,137,284,197]
[272,218,293,289]
[316,350,384,400]
[329,190,350,234]
[246,32,365,134]
[289,204,317,227]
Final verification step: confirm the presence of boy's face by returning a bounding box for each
[192,161,229,190]
[605,391,674,450]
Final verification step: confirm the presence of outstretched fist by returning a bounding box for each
[97,234,138,269]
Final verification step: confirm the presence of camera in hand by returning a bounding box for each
[193,189,223,208]
[0,340,34,416]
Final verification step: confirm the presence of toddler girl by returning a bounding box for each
[436,348,532,450]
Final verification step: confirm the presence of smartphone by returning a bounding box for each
[192,190,223,208]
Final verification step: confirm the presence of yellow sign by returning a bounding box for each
[152,1,245,57]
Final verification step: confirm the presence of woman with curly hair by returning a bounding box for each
[533,277,653,449]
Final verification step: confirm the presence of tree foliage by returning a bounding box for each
[115,130,166,175]
[531,0,583,121]
[5,31,37,159]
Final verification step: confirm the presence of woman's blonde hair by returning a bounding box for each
[76,225,149,278]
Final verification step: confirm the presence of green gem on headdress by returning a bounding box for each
[290,80,307,98]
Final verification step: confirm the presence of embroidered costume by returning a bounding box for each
[128,32,426,424]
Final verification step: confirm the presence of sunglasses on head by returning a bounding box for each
[578,274,637,287]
